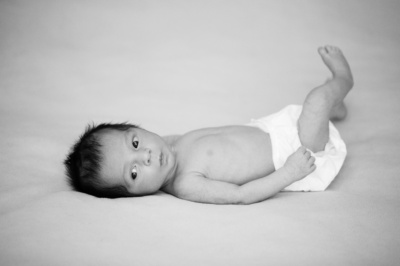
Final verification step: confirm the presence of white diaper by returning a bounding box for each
[247,105,347,191]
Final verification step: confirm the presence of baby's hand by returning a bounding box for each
[283,146,316,181]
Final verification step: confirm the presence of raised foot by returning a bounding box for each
[317,45,354,121]
[318,45,354,87]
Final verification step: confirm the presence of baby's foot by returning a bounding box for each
[318,45,353,85]
[318,45,353,121]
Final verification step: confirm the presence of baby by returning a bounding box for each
[64,45,353,204]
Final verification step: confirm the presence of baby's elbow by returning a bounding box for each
[238,198,257,205]
[237,186,269,205]
[236,187,255,205]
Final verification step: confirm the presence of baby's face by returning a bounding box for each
[98,127,177,195]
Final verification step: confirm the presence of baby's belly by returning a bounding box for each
[206,147,275,185]
[183,126,275,185]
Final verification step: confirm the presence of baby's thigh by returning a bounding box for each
[298,92,330,152]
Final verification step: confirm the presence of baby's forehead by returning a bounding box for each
[98,128,129,144]
[97,129,129,159]
[96,130,128,186]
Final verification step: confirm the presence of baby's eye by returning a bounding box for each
[131,166,138,180]
[132,136,139,149]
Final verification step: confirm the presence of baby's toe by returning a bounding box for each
[318,46,328,55]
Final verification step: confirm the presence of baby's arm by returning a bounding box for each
[172,147,315,205]
[239,146,316,204]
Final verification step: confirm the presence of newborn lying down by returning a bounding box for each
[64,45,353,204]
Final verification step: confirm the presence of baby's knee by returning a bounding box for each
[303,86,331,114]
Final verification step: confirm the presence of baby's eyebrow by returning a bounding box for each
[124,130,130,148]
[122,131,131,185]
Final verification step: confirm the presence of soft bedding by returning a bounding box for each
[1,1,399,265]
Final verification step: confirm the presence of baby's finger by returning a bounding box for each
[310,164,317,173]
[306,156,316,169]
[305,151,311,159]
[298,146,307,153]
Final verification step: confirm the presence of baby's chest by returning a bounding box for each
[177,128,275,185]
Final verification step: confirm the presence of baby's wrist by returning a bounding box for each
[282,165,297,182]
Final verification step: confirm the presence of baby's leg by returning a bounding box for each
[298,45,354,152]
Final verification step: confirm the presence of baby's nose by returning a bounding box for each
[142,148,151,166]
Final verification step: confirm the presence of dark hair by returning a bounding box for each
[64,122,139,198]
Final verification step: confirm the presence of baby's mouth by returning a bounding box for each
[159,152,163,166]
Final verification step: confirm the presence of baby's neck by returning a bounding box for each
[161,134,181,188]
[162,135,181,147]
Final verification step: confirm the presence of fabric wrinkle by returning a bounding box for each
[247,105,347,192]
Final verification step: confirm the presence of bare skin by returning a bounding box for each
[298,45,353,152]
[99,45,353,204]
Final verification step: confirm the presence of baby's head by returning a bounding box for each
[64,123,177,198]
